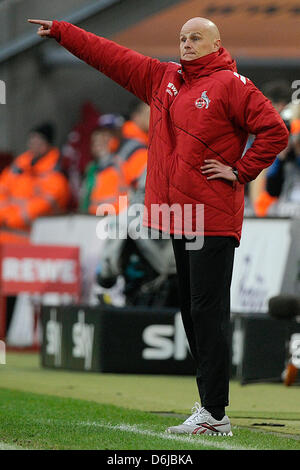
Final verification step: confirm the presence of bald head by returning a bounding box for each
[180,17,221,61]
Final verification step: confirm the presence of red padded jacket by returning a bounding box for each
[50,21,289,243]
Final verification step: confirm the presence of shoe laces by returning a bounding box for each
[184,402,210,425]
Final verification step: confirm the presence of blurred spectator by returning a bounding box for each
[123,100,150,146]
[0,123,70,242]
[93,103,178,307]
[264,103,300,214]
[248,81,291,215]
[291,102,300,163]
[121,100,149,202]
[61,102,101,209]
[79,115,123,212]
[81,104,149,215]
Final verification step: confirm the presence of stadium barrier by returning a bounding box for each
[40,305,300,383]
[41,305,197,374]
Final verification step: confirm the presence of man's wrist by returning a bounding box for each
[231,167,239,182]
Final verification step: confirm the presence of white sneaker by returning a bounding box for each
[166,402,233,436]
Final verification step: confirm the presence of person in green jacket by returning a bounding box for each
[79,114,124,212]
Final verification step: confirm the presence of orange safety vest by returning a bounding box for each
[0,148,70,230]
[291,119,300,136]
[0,228,31,245]
[88,137,147,215]
[122,120,148,146]
[254,190,278,217]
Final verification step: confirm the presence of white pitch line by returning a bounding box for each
[0,441,25,450]
[75,420,254,451]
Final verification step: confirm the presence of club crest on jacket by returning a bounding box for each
[195,91,210,109]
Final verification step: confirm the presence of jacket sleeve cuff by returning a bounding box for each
[233,161,248,184]
[50,20,61,41]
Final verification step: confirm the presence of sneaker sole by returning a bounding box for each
[204,431,233,437]
[166,429,233,437]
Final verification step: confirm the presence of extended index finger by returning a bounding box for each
[28,19,50,25]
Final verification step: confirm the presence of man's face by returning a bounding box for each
[28,132,50,157]
[90,130,114,160]
[180,19,220,61]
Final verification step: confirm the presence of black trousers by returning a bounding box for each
[171,235,236,408]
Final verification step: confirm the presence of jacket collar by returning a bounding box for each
[180,47,237,84]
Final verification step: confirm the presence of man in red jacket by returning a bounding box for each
[29,17,289,436]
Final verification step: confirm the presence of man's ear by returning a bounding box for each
[214,39,221,51]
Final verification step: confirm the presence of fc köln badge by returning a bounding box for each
[195,91,210,109]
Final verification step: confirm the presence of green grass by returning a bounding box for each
[0,388,299,450]
[0,353,300,450]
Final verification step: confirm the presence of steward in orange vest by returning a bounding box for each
[0,123,70,240]
[81,113,148,216]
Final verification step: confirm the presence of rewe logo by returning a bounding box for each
[72,310,95,370]
[166,82,178,97]
[3,257,77,283]
[142,312,190,360]
[46,308,62,367]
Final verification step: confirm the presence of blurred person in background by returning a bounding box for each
[123,100,150,146]
[260,102,300,216]
[61,102,101,210]
[29,16,288,438]
[95,103,178,309]
[248,81,291,215]
[85,104,152,306]
[0,123,70,243]
[81,112,148,215]
[79,114,123,213]
[291,103,300,158]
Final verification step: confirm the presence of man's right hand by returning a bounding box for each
[28,19,53,38]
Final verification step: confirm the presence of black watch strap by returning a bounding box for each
[232,167,239,182]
